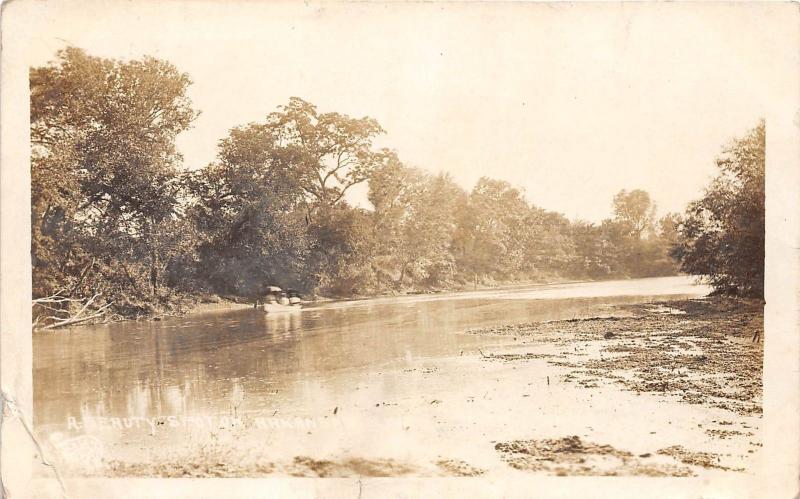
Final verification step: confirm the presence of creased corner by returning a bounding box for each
[1,390,69,499]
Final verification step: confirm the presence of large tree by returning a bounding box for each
[367,153,427,288]
[231,97,386,210]
[368,155,463,289]
[190,98,389,296]
[673,121,765,297]
[31,48,198,316]
[185,146,310,296]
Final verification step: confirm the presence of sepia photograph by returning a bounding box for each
[1,1,799,498]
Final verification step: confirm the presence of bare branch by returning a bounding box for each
[41,300,113,330]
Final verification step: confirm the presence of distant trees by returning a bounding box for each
[587,190,679,278]
[555,189,680,280]
[672,121,765,297]
[448,181,676,284]
[612,189,657,240]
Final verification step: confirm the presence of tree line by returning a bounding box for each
[30,49,763,326]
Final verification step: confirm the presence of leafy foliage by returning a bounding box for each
[31,48,694,325]
[31,48,198,319]
[672,121,765,297]
[186,98,389,297]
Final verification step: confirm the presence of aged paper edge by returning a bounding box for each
[1,2,798,498]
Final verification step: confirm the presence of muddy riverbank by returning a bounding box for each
[469,297,763,417]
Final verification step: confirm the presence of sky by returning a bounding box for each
[19,1,773,222]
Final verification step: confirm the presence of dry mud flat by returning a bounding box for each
[473,297,763,476]
[470,297,763,416]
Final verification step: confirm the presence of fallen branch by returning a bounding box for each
[33,297,84,304]
[32,288,82,305]
[72,292,101,319]
[42,301,113,329]
[34,290,114,330]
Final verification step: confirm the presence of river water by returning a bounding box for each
[33,276,710,432]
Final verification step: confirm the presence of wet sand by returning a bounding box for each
[38,296,762,479]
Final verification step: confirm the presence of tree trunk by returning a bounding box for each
[397,260,412,290]
[150,247,159,296]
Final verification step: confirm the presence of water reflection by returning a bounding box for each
[34,276,709,430]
